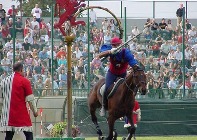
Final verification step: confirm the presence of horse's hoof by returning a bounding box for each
[113,130,118,138]
[98,136,104,140]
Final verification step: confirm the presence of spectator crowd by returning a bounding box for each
[0,3,197,98]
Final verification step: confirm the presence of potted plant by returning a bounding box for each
[50,122,81,138]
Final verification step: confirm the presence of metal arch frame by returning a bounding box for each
[74,6,124,39]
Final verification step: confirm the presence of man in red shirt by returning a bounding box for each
[56,47,67,59]
[1,24,10,43]
[0,62,38,140]
[7,5,18,18]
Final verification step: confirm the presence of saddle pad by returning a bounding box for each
[99,78,125,98]
[100,84,106,96]
[108,78,124,98]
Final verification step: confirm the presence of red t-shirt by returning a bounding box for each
[8,72,33,127]
[7,8,18,16]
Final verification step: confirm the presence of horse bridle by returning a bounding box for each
[124,69,146,95]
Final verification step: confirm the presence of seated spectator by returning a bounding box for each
[58,55,67,67]
[167,75,178,99]
[31,39,41,51]
[155,34,163,47]
[174,48,182,65]
[15,18,23,37]
[33,60,42,74]
[1,24,11,43]
[31,16,40,30]
[131,26,140,37]
[77,32,87,44]
[150,19,159,39]
[160,41,170,56]
[155,77,165,98]
[34,76,44,96]
[191,56,197,71]
[4,40,13,54]
[7,5,18,18]
[31,48,38,58]
[188,26,196,39]
[32,25,40,39]
[1,56,11,73]
[22,38,31,52]
[59,69,67,89]
[57,64,67,74]
[146,78,155,98]
[185,46,192,69]
[152,43,160,57]
[42,78,52,96]
[39,47,49,67]
[166,19,174,39]
[73,45,82,59]
[145,56,156,72]
[102,18,109,33]
[25,17,32,28]
[157,55,166,70]
[91,56,103,74]
[46,20,51,38]
[129,39,138,53]
[169,41,178,51]
[185,19,192,30]
[0,71,8,81]
[24,23,32,38]
[167,50,176,68]
[178,80,189,98]
[6,48,13,63]
[159,18,167,30]
[15,39,23,51]
[56,47,67,59]
[74,69,87,89]
[6,18,14,38]
[24,32,33,44]
[103,31,111,44]
[40,18,47,29]
[40,25,49,44]
[47,46,57,69]
[78,40,85,51]
[144,31,152,43]
[143,18,152,33]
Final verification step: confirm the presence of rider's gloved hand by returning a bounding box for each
[132,64,140,71]
[110,48,117,54]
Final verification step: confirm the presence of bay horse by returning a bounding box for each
[88,68,147,140]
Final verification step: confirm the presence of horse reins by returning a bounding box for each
[124,69,146,95]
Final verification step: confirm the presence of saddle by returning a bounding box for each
[99,78,125,99]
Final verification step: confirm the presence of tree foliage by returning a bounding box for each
[21,0,55,17]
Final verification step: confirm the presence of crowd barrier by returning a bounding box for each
[33,88,197,100]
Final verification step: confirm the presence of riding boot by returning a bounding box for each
[100,94,107,116]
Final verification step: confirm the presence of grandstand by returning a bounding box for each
[0,1,197,139]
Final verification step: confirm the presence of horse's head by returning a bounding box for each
[126,67,147,95]
[134,69,147,95]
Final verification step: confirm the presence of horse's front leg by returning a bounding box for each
[125,115,136,140]
[90,107,103,139]
[105,115,115,140]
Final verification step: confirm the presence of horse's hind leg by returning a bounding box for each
[90,107,103,138]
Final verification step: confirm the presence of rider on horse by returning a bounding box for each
[98,37,140,116]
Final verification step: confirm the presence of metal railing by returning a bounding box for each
[33,88,197,100]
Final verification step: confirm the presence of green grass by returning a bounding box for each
[85,136,197,140]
